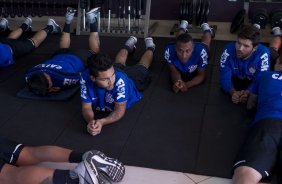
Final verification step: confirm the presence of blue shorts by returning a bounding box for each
[0,137,24,172]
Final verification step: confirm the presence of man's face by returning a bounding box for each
[175,41,194,64]
[92,66,116,90]
[44,73,61,93]
[235,38,255,59]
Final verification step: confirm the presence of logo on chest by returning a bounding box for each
[105,92,114,104]
[188,65,197,73]
[248,66,256,75]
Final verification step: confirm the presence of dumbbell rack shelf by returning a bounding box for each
[248,0,282,3]
[76,0,152,38]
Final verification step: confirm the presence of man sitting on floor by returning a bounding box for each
[0,17,57,67]
[25,7,94,96]
[0,136,125,184]
[232,32,282,184]
[219,24,270,104]
[80,21,155,136]
[164,20,214,93]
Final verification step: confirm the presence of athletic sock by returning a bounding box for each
[69,151,83,163]
[63,23,71,33]
[43,25,53,34]
[20,23,28,32]
[90,22,98,33]
[53,169,78,184]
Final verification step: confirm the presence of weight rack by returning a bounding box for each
[76,0,152,38]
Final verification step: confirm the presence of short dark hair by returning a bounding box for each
[238,25,260,47]
[27,73,49,96]
[87,53,114,77]
[176,33,194,45]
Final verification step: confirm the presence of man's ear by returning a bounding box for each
[252,45,257,51]
[90,75,96,82]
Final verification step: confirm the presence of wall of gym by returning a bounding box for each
[0,0,281,22]
[151,0,282,22]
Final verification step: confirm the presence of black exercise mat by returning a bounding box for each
[17,85,80,101]
[120,65,209,173]
[0,36,249,179]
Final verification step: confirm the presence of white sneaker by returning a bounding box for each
[145,37,155,52]
[125,36,137,53]
[0,18,9,31]
[86,7,101,24]
[47,18,61,34]
[22,17,32,31]
[179,20,188,32]
[272,27,282,36]
[83,150,125,182]
[201,22,215,38]
[65,7,77,24]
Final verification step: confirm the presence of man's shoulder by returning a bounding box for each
[164,42,176,51]
[256,44,270,53]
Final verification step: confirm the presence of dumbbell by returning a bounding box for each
[230,9,246,34]
[195,0,202,26]
[252,8,268,29]
[270,9,282,28]
[202,0,210,24]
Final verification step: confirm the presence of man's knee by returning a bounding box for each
[233,166,262,184]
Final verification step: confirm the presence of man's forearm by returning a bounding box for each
[82,108,95,123]
[99,103,126,125]
[169,66,182,83]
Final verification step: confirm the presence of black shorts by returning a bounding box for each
[51,48,94,66]
[114,63,151,91]
[233,118,282,178]
[1,38,35,59]
[0,137,24,172]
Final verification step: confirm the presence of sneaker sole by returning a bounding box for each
[87,150,125,182]
[83,158,104,184]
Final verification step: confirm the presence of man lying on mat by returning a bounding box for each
[0,136,125,184]
[80,34,155,136]
[164,20,214,93]
[25,7,93,96]
[232,32,282,184]
[219,24,270,105]
[0,17,57,67]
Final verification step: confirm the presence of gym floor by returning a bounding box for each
[0,20,273,184]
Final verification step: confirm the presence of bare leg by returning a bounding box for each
[269,36,282,51]
[89,32,100,53]
[115,48,128,65]
[60,32,71,49]
[16,146,72,165]
[30,30,48,48]
[138,49,154,69]
[0,164,54,184]
[7,28,23,39]
[201,32,212,49]
[232,166,262,184]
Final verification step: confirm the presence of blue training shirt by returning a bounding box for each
[80,69,142,111]
[25,54,85,89]
[252,71,282,123]
[220,42,270,93]
[0,43,13,67]
[164,42,208,76]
